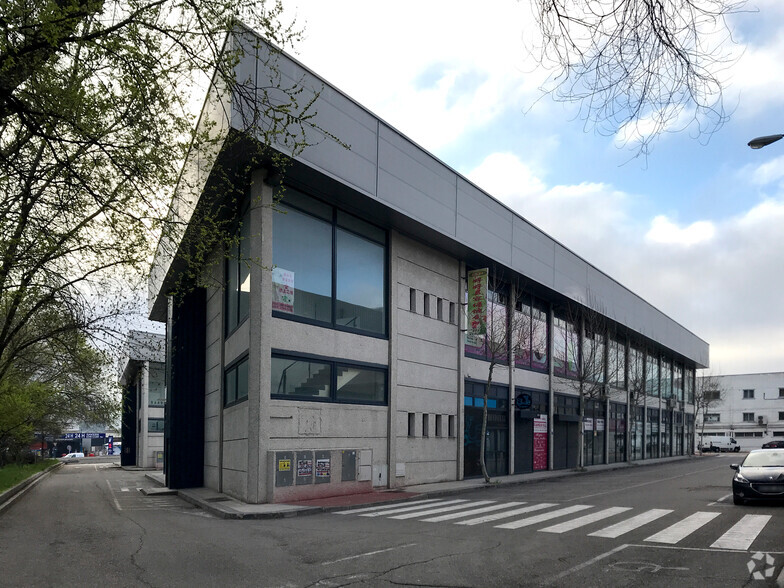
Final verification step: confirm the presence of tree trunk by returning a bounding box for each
[479,363,495,483]
[577,386,585,470]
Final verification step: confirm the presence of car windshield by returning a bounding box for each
[742,451,784,467]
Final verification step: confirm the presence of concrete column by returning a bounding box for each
[247,169,274,503]
[386,232,399,488]
[457,261,466,480]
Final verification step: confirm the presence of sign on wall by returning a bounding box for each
[533,415,548,471]
[272,267,295,313]
[466,268,488,347]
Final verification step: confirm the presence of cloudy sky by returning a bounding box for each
[279,0,784,376]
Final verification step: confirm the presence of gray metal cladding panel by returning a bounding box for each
[275,451,294,487]
[456,179,513,266]
[239,50,379,197]
[512,218,556,271]
[511,244,555,290]
[377,169,457,237]
[341,450,357,482]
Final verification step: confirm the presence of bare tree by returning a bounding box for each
[529,0,744,156]
[695,372,724,454]
[466,270,533,483]
[557,296,611,470]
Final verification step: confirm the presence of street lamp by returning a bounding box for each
[747,134,784,149]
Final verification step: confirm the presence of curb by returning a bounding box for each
[0,462,63,514]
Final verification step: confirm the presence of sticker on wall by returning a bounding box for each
[272,267,295,313]
[316,458,331,478]
[297,459,313,477]
[278,458,291,472]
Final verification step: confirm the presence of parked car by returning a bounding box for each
[761,440,784,449]
[730,449,784,505]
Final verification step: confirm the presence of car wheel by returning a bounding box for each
[733,495,745,506]
[734,447,740,452]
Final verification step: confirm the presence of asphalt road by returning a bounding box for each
[1,455,782,587]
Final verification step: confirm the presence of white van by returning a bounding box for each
[700,436,740,453]
[60,452,85,462]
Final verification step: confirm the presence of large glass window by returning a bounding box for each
[271,353,386,405]
[224,356,249,407]
[272,189,386,336]
[148,418,165,433]
[685,367,695,404]
[553,315,579,378]
[583,328,605,384]
[660,357,672,399]
[608,337,626,389]
[645,352,659,397]
[148,363,166,407]
[513,295,548,372]
[465,285,508,364]
[225,207,251,334]
[673,362,684,402]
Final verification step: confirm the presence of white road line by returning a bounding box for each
[359,499,467,517]
[542,544,630,586]
[334,499,442,515]
[455,503,557,526]
[422,501,528,523]
[120,487,129,492]
[106,479,122,511]
[321,543,418,565]
[644,511,721,544]
[495,504,593,530]
[539,506,632,534]
[588,508,672,538]
[708,494,733,506]
[389,500,496,520]
[710,514,771,550]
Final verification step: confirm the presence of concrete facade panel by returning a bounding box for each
[396,360,458,393]
[222,438,248,472]
[396,333,457,371]
[396,387,458,415]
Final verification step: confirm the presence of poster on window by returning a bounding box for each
[533,415,548,471]
[465,268,488,352]
[272,267,294,313]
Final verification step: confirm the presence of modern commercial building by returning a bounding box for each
[119,330,166,468]
[697,372,784,449]
[148,28,709,503]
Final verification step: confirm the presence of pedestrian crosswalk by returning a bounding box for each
[335,498,776,551]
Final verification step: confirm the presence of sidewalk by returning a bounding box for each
[144,453,714,520]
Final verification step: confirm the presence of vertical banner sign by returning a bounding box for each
[272,268,295,313]
[466,268,488,348]
[533,415,548,471]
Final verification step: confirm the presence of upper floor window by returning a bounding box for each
[272,188,386,336]
[148,363,166,407]
[779,388,784,398]
[607,337,626,390]
[660,357,672,399]
[742,389,754,399]
[742,412,755,422]
[225,205,251,334]
[645,352,659,397]
[704,413,720,422]
[553,315,579,378]
[513,294,548,373]
[148,418,165,433]
[271,352,387,405]
[704,389,720,401]
[465,283,509,364]
[224,355,249,407]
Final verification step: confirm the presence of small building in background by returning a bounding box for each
[119,331,166,468]
[697,372,784,449]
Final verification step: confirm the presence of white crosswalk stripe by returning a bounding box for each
[455,502,557,526]
[336,500,775,551]
[710,514,772,550]
[644,511,720,544]
[422,501,528,523]
[495,505,593,530]
[359,499,468,517]
[333,499,443,515]
[588,508,672,538]
[539,506,632,534]
[389,500,496,520]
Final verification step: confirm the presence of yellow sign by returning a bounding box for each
[278,459,291,472]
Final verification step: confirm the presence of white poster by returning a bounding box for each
[272,268,294,313]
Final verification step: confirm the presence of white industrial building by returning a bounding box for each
[698,372,784,450]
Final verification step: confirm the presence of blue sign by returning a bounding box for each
[515,393,532,410]
[64,433,106,439]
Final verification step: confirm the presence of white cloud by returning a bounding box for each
[748,154,784,186]
[645,216,716,246]
[468,152,784,373]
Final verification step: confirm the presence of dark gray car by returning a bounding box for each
[731,449,784,505]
